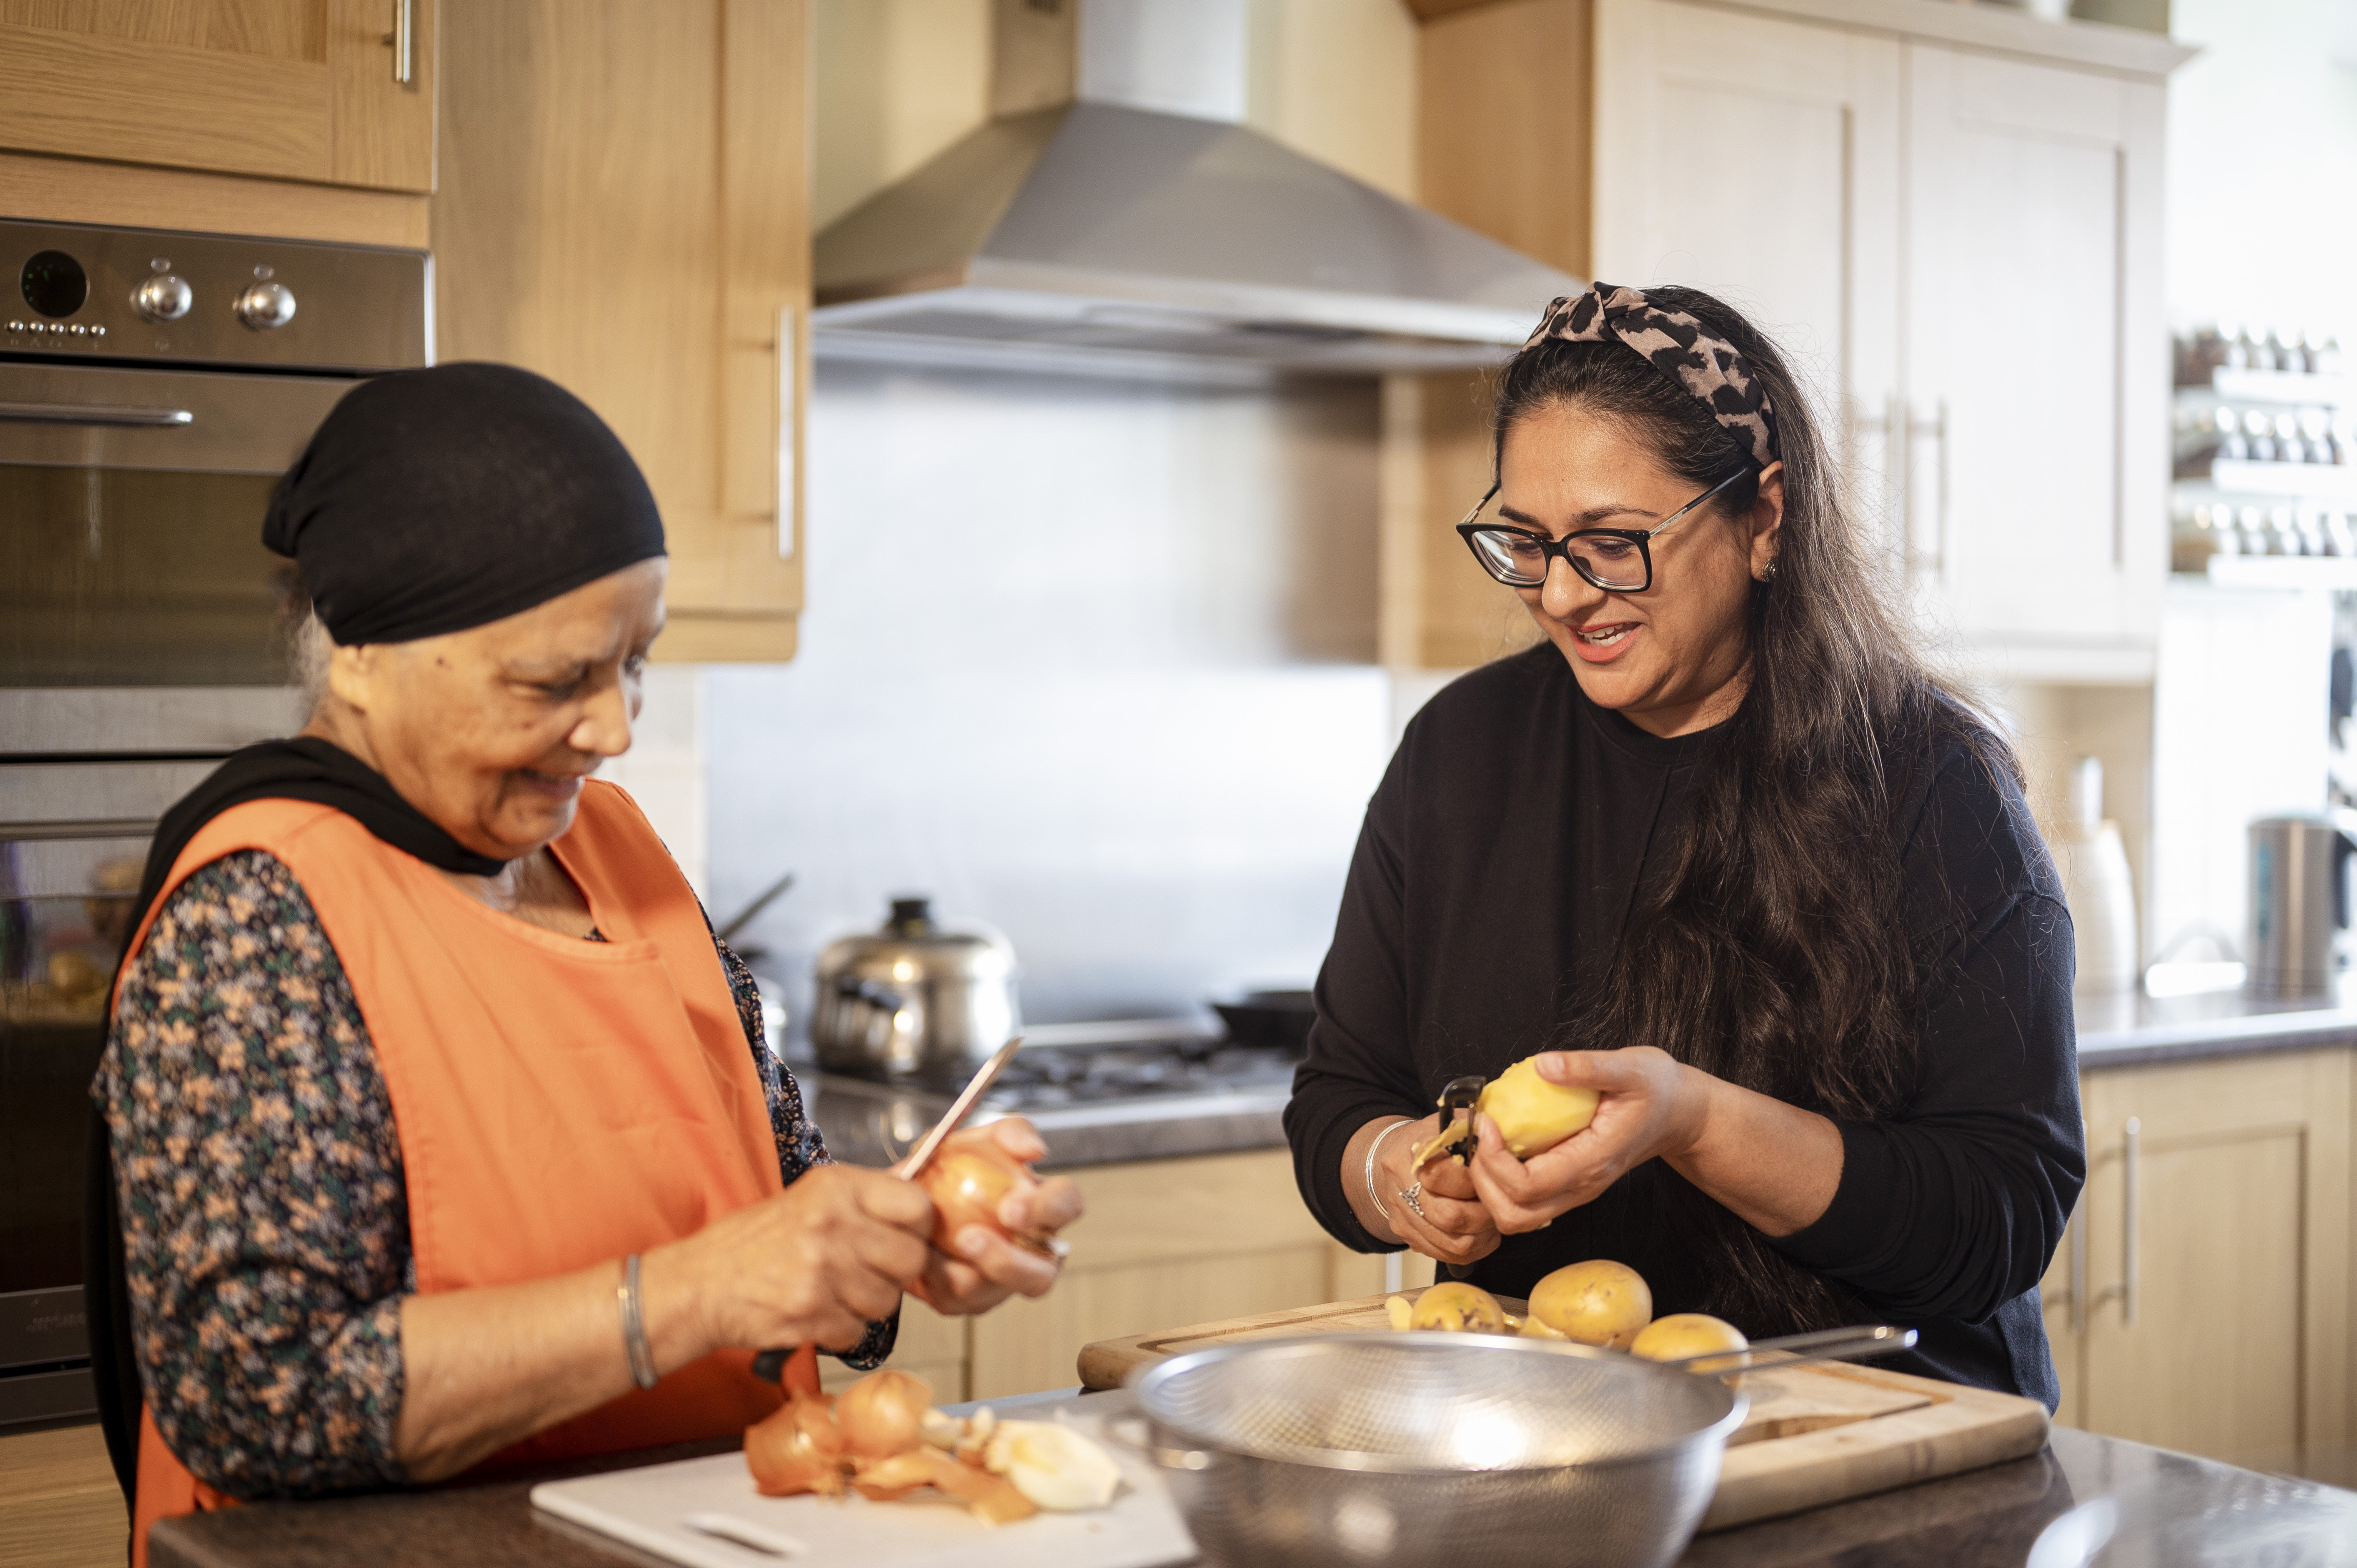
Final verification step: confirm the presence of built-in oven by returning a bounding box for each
[0,216,427,1425]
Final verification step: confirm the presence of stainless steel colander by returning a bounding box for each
[1126,1333,1745,1568]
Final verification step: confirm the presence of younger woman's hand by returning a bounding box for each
[1376,1112,1502,1268]
[1463,1048,1711,1233]
[909,1119,1084,1317]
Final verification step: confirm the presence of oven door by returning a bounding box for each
[1,361,361,689]
[0,758,225,1425]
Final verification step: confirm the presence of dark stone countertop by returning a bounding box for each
[2074,978,2357,1069]
[149,1401,2357,1568]
[800,984,2357,1174]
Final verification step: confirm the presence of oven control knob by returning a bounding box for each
[233,280,296,331]
[132,273,192,323]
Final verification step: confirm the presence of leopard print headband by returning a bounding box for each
[1524,284,1781,469]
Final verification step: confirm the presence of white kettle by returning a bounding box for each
[2056,757,2139,993]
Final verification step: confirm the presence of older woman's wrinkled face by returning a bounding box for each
[1499,403,1782,737]
[312,559,666,859]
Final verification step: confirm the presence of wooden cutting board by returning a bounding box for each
[1078,1289,2050,1533]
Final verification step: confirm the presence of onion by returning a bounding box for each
[836,1369,933,1460]
[916,1134,1055,1256]
[922,1450,1039,1525]
[743,1388,845,1497]
[848,1448,938,1501]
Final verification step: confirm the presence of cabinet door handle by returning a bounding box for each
[2067,1195,2087,1334]
[0,401,192,427]
[385,0,415,85]
[777,306,797,561]
[2120,1116,2139,1326]
[1904,400,1949,580]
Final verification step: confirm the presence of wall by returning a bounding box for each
[2165,0,2357,338]
[2148,582,2335,962]
[705,362,1393,1030]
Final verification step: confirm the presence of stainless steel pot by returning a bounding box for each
[808,897,1018,1081]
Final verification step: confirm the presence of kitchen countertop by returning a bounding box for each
[146,1397,2357,1568]
[2072,978,2357,1069]
[804,984,2357,1172]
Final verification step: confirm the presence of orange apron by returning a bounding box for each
[111,782,816,1566]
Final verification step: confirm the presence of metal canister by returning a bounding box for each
[808,897,1018,1081]
[2247,814,2357,994]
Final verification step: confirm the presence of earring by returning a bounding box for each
[1757,557,1779,584]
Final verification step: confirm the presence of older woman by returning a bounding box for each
[1285,285,2082,1403]
[88,364,1080,1564]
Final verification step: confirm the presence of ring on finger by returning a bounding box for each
[1397,1182,1427,1219]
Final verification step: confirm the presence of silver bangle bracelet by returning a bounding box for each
[618,1253,659,1390]
[1364,1118,1416,1227]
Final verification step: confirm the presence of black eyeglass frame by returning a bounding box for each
[1454,467,1751,594]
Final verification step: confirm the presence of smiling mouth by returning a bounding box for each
[1575,623,1637,646]
[520,769,587,794]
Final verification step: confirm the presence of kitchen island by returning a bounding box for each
[143,1398,2357,1568]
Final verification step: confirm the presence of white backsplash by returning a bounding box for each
[697,360,1395,1034]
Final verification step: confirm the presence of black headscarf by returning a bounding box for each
[86,363,665,1508]
[263,361,666,646]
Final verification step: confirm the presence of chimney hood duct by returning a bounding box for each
[812,50,1581,381]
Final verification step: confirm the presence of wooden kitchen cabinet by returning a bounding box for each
[833,1149,1378,1403]
[0,1421,123,1568]
[1406,0,2186,681]
[1593,0,2179,678]
[2042,1049,2352,1476]
[0,0,436,192]
[430,0,807,661]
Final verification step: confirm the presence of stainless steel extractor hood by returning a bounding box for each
[812,5,1579,381]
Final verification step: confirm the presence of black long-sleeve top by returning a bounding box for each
[1284,645,2084,1406]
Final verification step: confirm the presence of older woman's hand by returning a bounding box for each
[908,1119,1084,1317]
[1463,1048,1710,1233]
[1374,1112,1502,1268]
[654,1163,934,1354]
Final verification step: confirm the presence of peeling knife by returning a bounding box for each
[751,1036,1025,1383]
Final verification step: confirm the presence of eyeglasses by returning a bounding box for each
[1455,468,1749,593]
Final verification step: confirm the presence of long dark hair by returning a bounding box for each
[1493,286,2019,1335]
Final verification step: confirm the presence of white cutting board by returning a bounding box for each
[530,1418,1196,1568]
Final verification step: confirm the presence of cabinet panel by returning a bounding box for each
[1902,43,2167,645]
[2064,1050,2351,1475]
[0,0,435,192]
[431,0,805,656]
[1593,0,1899,552]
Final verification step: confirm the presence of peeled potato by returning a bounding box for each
[1477,1057,1601,1159]
[1631,1313,1747,1367]
[1411,1056,1601,1169]
[1529,1260,1652,1349]
[1384,1294,1414,1331]
[1406,1280,1507,1334]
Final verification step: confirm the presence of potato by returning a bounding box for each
[1384,1294,1414,1331]
[1411,1055,1601,1170]
[1528,1260,1652,1349]
[1630,1313,1747,1368]
[1406,1281,1507,1334]
[1477,1057,1600,1159]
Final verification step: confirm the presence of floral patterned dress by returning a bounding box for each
[93,849,892,1500]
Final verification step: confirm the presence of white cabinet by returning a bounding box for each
[1592,0,2183,679]
[1903,45,2170,653]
